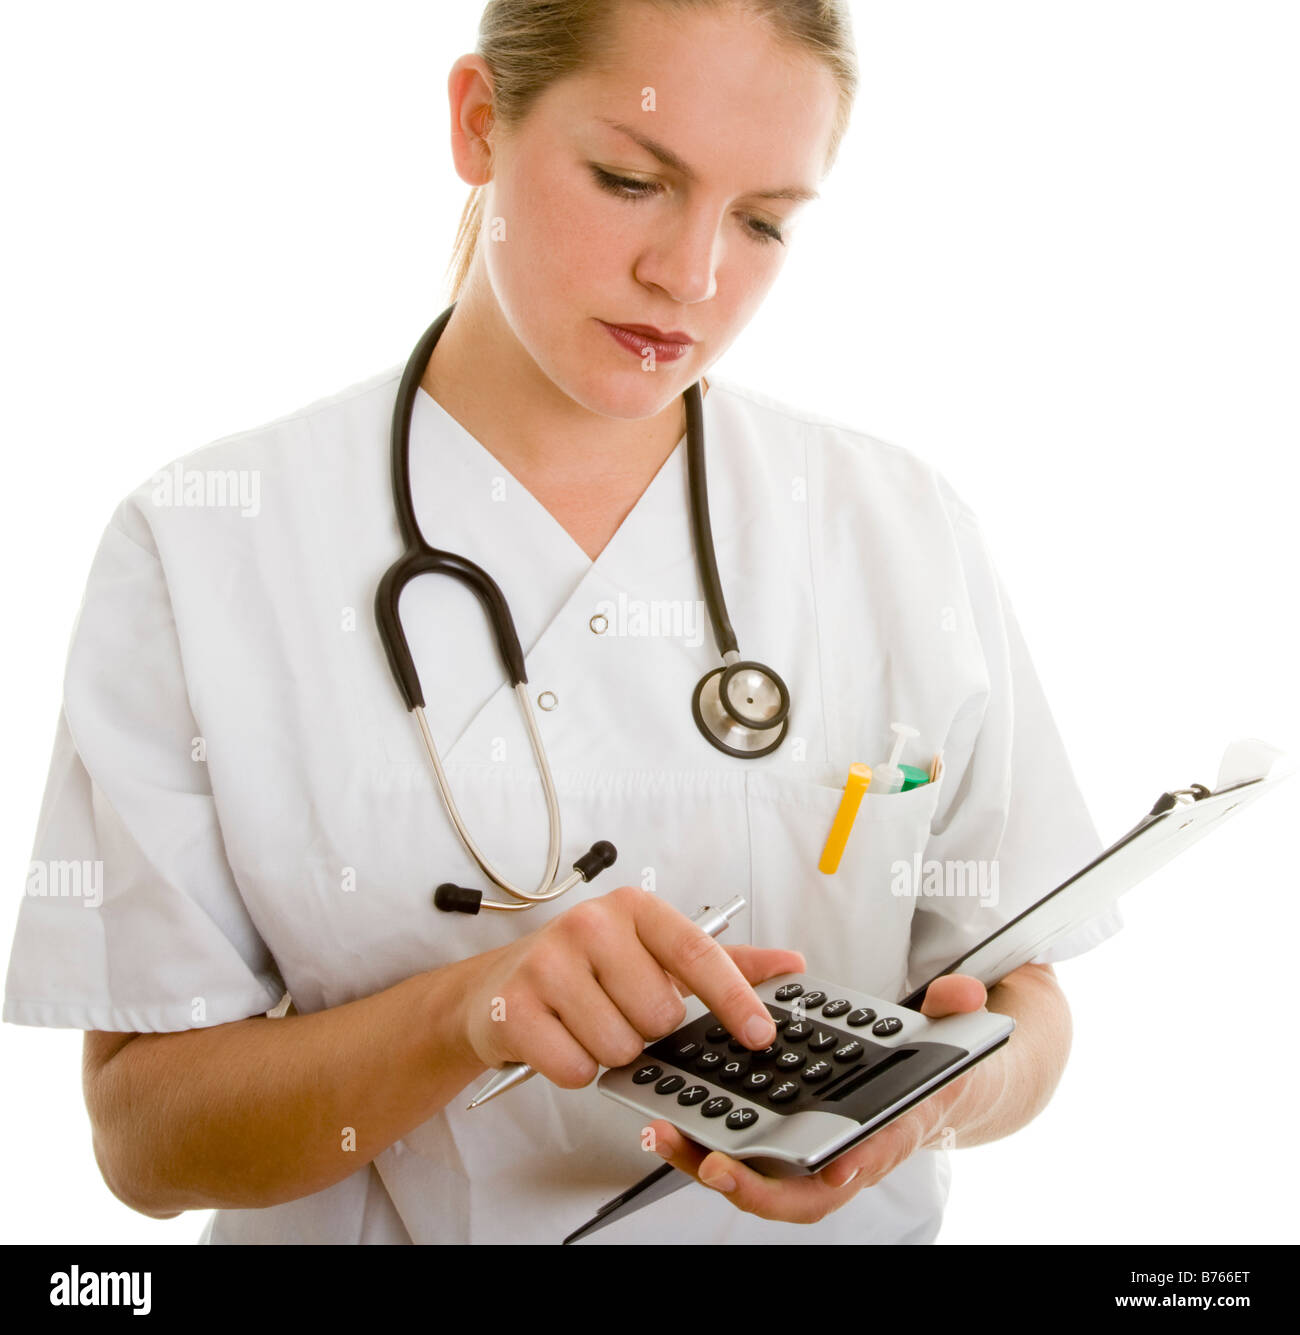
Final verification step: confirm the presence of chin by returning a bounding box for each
[566,366,691,421]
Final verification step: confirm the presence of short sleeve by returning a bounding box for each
[903,488,1122,995]
[4,503,285,1032]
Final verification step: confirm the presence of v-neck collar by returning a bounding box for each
[408,380,732,594]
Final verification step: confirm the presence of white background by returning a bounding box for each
[1,1,1295,1246]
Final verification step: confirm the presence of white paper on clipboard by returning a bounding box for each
[899,738,1293,1009]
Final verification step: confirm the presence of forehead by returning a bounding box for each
[535,3,841,180]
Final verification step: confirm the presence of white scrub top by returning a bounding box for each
[5,364,1120,1244]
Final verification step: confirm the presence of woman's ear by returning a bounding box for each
[447,53,497,187]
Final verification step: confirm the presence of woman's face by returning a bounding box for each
[472,2,841,421]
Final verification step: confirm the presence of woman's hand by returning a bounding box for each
[642,973,991,1224]
[454,886,806,1088]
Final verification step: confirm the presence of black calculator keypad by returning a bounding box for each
[644,998,906,1120]
[623,982,987,1147]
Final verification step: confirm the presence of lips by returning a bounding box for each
[597,319,695,363]
[608,322,695,345]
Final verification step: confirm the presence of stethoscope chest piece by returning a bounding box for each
[691,657,790,758]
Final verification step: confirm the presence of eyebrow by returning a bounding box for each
[595,117,820,203]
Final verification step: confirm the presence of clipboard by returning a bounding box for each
[898,736,1292,1008]
[562,737,1291,1243]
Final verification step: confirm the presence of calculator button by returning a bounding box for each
[702,1096,733,1119]
[750,1044,782,1064]
[677,1085,709,1106]
[808,1030,837,1053]
[633,1064,662,1084]
[655,1074,686,1095]
[768,1079,801,1104]
[695,1050,724,1072]
[801,1060,833,1084]
[768,1011,790,1032]
[775,1050,806,1071]
[872,1017,904,1037]
[744,1070,774,1092]
[706,1025,730,1043]
[774,983,805,1001]
[783,1021,812,1042]
[725,1108,759,1131]
[671,1040,703,1062]
[800,990,828,1009]
[833,1040,865,1063]
[821,999,851,1018]
[719,1059,747,1083]
[847,1007,877,1027]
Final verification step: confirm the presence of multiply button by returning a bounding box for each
[633,1064,662,1084]
[872,1017,904,1037]
[774,983,805,1001]
[725,1108,759,1130]
[702,1096,733,1118]
[847,1007,877,1027]
[677,1085,709,1106]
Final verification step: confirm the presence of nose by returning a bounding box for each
[634,206,721,305]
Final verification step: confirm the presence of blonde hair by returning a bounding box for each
[445,0,858,301]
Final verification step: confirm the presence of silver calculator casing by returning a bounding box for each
[598,974,1014,1178]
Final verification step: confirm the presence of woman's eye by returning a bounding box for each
[590,166,662,199]
[589,166,785,246]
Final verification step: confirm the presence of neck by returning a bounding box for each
[418,273,700,494]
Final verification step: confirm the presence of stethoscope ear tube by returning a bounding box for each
[685,379,739,659]
[376,546,529,711]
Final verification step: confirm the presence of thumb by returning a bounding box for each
[722,944,807,986]
[664,946,806,999]
[919,972,988,1017]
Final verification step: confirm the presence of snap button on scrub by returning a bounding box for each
[537,691,558,711]
[589,612,609,634]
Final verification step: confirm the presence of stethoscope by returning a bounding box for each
[374,303,791,914]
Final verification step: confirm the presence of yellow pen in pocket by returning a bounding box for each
[818,763,872,874]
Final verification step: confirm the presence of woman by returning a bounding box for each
[5,0,1118,1244]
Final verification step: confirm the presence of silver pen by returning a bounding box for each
[465,894,749,1109]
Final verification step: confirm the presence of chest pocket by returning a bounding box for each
[745,768,943,1000]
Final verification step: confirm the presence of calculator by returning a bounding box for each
[598,974,1014,1177]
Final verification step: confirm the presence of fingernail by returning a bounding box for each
[701,1167,736,1193]
[743,1014,774,1047]
[833,1167,860,1189]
